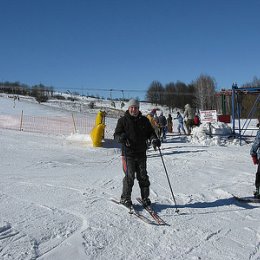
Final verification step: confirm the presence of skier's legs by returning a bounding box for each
[158,126,162,139]
[136,157,150,199]
[168,123,172,133]
[185,120,193,135]
[188,119,194,134]
[121,156,135,201]
[181,123,186,134]
[163,126,166,139]
[177,124,181,133]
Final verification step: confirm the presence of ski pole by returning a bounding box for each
[158,147,180,213]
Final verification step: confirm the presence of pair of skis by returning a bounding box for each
[111,198,168,226]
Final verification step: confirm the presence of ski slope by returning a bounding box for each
[0,95,260,260]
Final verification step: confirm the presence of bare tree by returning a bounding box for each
[175,81,194,109]
[146,81,164,105]
[193,74,216,110]
[165,82,175,111]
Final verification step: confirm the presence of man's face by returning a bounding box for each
[128,105,139,117]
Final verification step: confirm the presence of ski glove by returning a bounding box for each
[152,138,161,148]
[252,155,259,165]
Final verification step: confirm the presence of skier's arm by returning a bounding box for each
[114,118,127,143]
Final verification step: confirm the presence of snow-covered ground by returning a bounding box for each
[1,94,260,260]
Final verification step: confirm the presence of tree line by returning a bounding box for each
[146,75,260,118]
[0,75,259,118]
[0,81,54,103]
[146,74,217,112]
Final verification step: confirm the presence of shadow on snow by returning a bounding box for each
[147,196,259,215]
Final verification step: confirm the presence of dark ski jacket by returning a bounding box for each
[114,110,157,158]
[158,115,167,127]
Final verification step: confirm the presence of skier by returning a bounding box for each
[174,112,186,135]
[167,114,173,133]
[183,104,195,135]
[158,112,167,141]
[114,99,161,208]
[250,121,260,197]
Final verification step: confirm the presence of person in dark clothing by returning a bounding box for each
[167,114,173,133]
[193,113,201,127]
[183,104,195,135]
[158,112,167,141]
[114,99,161,208]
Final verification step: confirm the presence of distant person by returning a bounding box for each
[250,121,260,197]
[167,114,173,133]
[183,104,195,135]
[153,113,159,124]
[174,112,186,135]
[158,112,167,141]
[193,113,201,127]
[147,109,160,138]
[114,99,161,208]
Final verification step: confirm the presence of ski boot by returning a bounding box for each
[142,198,151,207]
[120,198,133,208]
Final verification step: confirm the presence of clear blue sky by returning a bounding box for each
[1,0,260,99]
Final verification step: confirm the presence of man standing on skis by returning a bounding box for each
[251,121,260,197]
[114,99,161,208]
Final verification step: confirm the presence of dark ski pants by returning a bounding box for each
[121,156,150,201]
[185,119,194,135]
[255,163,260,188]
[159,126,166,140]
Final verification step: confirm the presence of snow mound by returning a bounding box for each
[191,122,233,146]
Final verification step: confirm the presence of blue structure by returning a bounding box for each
[231,83,260,143]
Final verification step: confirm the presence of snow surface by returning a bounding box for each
[1,94,260,260]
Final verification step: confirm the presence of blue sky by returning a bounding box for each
[0,0,259,99]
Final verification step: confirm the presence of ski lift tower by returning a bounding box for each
[231,83,260,143]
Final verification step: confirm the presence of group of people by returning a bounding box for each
[146,109,168,142]
[114,98,260,207]
[146,103,201,138]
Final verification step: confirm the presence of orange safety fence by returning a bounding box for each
[0,114,95,135]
